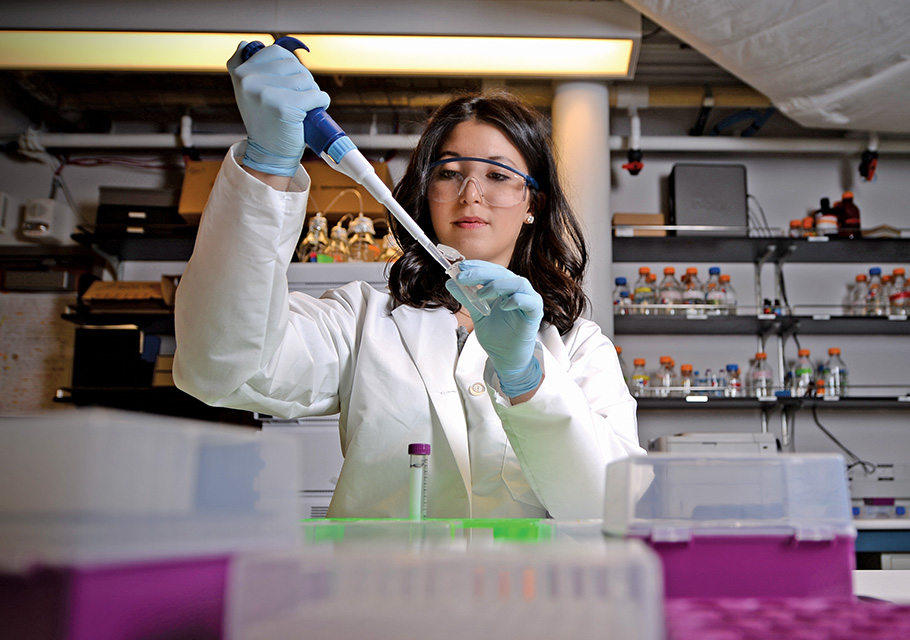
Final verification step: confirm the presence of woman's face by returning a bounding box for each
[428,120,534,268]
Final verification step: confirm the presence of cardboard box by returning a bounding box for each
[178,160,221,225]
[177,159,393,225]
[612,213,666,237]
[302,160,392,216]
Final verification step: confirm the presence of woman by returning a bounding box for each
[174,42,643,520]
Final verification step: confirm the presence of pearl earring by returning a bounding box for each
[525,215,535,224]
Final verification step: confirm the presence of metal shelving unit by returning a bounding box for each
[613,233,910,449]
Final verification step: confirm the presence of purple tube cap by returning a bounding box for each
[408,443,431,455]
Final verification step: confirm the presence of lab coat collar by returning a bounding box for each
[391,303,472,510]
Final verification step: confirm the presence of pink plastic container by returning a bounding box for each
[642,533,855,598]
[603,453,857,599]
[2,556,228,640]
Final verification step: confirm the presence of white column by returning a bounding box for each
[551,82,612,334]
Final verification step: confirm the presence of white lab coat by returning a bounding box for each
[174,144,644,520]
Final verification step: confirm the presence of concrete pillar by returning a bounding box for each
[551,82,612,334]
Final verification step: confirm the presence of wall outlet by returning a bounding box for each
[21,198,75,244]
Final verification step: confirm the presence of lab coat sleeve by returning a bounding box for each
[173,143,358,418]
[486,321,645,520]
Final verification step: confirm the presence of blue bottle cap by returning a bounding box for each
[869,267,882,275]
[615,277,627,285]
[709,266,721,274]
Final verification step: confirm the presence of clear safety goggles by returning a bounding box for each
[427,156,539,208]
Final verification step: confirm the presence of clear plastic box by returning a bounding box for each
[299,518,607,550]
[226,541,665,640]
[603,453,857,598]
[0,407,301,570]
[0,408,301,640]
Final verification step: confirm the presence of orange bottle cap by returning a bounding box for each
[719,274,730,282]
[829,347,841,355]
[894,268,906,276]
[681,364,693,372]
[755,352,767,359]
[639,266,650,274]
[659,356,672,363]
[686,267,698,274]
[843,191,854,199]
[615,345,622,354]
[664,266,675,275]
[798,348,810,356]
[633,358,646,366]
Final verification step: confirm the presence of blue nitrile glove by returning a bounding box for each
[446,260,544,397]
[226,42,331,177]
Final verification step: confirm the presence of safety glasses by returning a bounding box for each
[427,156,538,208]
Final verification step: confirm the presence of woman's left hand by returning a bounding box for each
[446,260,544,397]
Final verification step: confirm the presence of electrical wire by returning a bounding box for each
[811,405,877,474]
[746,194,772,238]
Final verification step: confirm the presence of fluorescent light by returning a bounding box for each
[0,30,633,77]
[288,34,634,78]
[0,31,275,72]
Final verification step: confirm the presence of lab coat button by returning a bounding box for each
[469,382,486,396]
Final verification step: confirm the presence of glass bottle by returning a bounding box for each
[378,232,403,263]
[632,267,656,315]
[823,347,848,398]
[848,274,868,317]
[724,364,742,398]
[297,212,331,262]
[678,364,694,397]
[866,267,887,317]
[704,266,726,315]
[630,358,650,397]
[748,351,774,398]
[347,213,381,262]
[657,267,683,315]
[788,219,802,238]
[613,277,632,315]
[326,222,351,263]
[681,267,705,315]
[890,268,909,316]
[800,216,815,237]
[654,355,676,398]
[837,191,861,239]
[882,275,894,315]
[615,345,629,385]
[719,274,737,316]
[793,348,814,397]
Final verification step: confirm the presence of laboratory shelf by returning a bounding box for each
[61,305,175,333]
[612,236,910,264]
[634,397,773,410]
[778,396,910,411]
[614,314,776,335]
[55,386,257,424]
[635,396,910,411]
[614,314,910,336]
[72,228,198,261]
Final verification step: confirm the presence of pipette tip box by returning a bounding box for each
[603,453,856,599]
[0,408,301,640]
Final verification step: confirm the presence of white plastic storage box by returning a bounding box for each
[226,541,665,640]
[0,408,301,640]
[603,453,856,599]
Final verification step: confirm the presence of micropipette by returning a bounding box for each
[240,37,490,316]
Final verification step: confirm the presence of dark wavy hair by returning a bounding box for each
[387,91,588,335]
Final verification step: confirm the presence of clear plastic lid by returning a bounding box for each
[603,453,855,542]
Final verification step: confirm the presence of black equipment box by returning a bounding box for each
[668,163,748,236]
